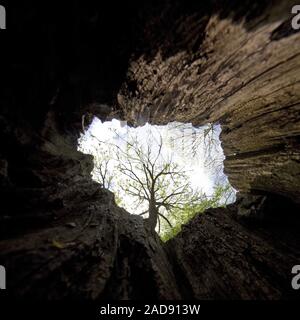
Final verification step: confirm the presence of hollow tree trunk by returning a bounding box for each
[1,0,300,300]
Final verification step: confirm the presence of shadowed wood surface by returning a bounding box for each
[0,0,299,299]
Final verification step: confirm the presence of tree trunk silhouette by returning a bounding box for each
[145,198,159,232]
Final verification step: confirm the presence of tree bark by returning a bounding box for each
[145,199,159,232]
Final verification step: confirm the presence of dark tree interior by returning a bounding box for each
[0,0,300,300]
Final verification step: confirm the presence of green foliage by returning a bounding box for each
[160,184,233,242]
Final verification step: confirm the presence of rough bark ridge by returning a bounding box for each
[117,0,300,203]
[0,117,180,299]
[0,0,300,299]
[167,195,300,299]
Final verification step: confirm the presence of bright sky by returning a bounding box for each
[78,117,235,214]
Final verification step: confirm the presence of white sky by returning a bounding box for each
[78,117,235,214]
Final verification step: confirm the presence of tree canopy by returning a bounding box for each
[78,119,236,239]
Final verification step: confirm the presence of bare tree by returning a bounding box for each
[93,129,204,233]
[93,148,114,189]
[78,133,114,189]
[168,122,226,184]
[80,121,236,235]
